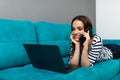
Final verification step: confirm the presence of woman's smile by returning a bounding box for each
[74,34,81,41]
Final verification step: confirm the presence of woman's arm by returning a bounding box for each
[70,32,81,66]
[81,41,91,67]
[80,31,91,67]
[70,44,81,65]
[81,35,103,67]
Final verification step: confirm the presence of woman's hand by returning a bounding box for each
[83,30,90,46]
[81,30,91,67]
[70,32,80,45]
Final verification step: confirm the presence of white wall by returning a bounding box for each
[96,0,120,39]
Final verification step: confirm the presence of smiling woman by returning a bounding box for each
[69,15,119,67]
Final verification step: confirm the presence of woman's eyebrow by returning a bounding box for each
[77,26,82,27]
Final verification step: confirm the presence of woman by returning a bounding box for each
[70,15,120,67]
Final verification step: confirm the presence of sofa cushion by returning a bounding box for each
[0,59,119,80]
[65,59,120,80]
[0,19,37,43]
[92,60,120,80]
[0,42,30,70]
[35,21,71,57]
[103,39,120,46]
[0,19,38,69]
[0,64,66,80]
[112,72,120,80]
[0,76,4,80]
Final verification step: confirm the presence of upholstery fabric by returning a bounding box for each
[0,19,37,43]
[112,73,120,80]
[103,40,120,45]
[65,59,119,80]
[0,19,120,80]
[0,64,66,80]
[0,19,37,69]
[35,21,71,57]
[0,42,30,70]
[0,59,119,80]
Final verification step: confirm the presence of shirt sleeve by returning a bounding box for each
[88,35,103,65]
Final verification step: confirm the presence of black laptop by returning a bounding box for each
[23,44,79,74]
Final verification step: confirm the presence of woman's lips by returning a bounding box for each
[74,36,80,41]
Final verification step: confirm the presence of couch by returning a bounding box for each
[0,19,120,80]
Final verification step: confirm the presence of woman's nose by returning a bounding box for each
[74,29,80,33]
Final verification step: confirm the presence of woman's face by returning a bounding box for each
[72,20,84,42]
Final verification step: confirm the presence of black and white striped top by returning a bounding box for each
[70,35,113,66]
[88,35,113,65]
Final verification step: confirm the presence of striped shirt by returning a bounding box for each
[70,35,113,66]
[88,35,113,65]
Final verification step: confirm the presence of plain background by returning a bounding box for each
[96,0,120,39]
[0,0,95,27]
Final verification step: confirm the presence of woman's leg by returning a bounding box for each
[104,44,120,59]
[113,52,120,59]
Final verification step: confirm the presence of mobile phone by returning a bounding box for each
[84,26,90,32]
[79,26,90,44]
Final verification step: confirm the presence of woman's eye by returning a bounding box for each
[78,27,82,31]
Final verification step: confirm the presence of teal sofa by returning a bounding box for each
[0,19,120,80]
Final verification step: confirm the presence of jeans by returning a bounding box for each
[104,44,120,59]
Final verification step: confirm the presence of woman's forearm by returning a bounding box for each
[70,44,81,65]
[81,45,91,67]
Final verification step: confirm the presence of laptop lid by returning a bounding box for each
[23,44,67,73]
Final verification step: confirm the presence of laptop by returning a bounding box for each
[23,44,79,74]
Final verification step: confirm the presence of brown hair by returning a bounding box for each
[71,15,94,58]
[71,15,93,37]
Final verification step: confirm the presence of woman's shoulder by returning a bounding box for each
[93,35,102,41]
[92,35,103,44]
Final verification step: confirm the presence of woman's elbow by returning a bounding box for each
[81,62,91,67]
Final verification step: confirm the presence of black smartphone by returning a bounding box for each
[84,26,90,33]
[79,26,90,44]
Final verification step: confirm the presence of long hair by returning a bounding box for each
[70,15,94,59]
[71,15,93,38]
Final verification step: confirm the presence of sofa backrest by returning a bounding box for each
[0,19,97,69]
[0,19,37,70]
[35,21,71,63]
[103,40,120,45]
